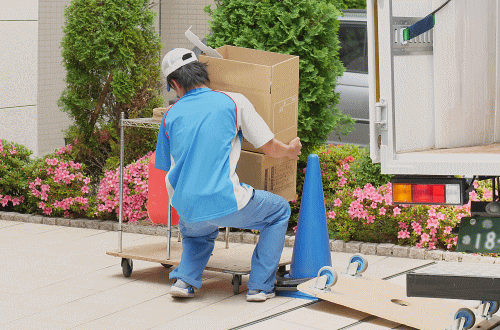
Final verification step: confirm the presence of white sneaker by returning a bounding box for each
[246,290,276,302]
[170,281,195,298]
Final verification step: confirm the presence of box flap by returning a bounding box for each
[185,26,222,59]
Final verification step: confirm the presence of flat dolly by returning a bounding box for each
[297,254,500,330]
[107,113,291,294]
[107,237,291,294]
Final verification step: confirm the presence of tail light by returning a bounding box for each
[392,178,467,205]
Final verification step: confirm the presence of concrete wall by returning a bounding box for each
[0,0,39,155]
[0,0,215,157]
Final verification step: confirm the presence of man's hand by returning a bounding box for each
[260,137,302,160]
[287,137,302,160]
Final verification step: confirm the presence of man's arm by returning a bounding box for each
[260,137,302,160]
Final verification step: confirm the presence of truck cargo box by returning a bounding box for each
[368,0,500,176]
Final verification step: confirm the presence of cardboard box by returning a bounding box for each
[236,150,297,201]
[152,107,168,122]
[199,45,299,153]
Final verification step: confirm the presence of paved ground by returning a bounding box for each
[1,219,500,330]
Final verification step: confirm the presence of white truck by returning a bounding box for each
[368,0,500,252]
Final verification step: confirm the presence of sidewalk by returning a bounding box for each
[1,219,499,330]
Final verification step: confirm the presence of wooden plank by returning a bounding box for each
[297,272,496,330]
[107,240,293,274]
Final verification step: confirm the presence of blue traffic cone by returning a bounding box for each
[276,154,332,299]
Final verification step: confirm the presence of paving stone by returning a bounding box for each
[346,241,363,254]
[28,215,44,224]
[443,251,461,262]
[330,240,345,252]
[285,236,295,248]
[99,220,116,231]
[122,224,141,234]
[426,249,444,261]
[359,242,377,255]
[135,225,156,236]
[461,253,483,263]
[83,219,102,229]
[69,218,87,228]
[0,211,6,219]
[479,256,497,264]
[42,217,57,225]
[392,245,410,258]
[216,230,226,242]
[56,217,71,226]
[409,247,426,260]
[13,213,30,222]
[242,232,256,244]
[229,232,243,243]
[2,212,17,221]
[376,243,395,256]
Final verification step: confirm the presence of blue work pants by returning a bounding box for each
[169,190,290,293]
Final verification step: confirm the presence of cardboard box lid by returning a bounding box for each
[199,45,299,95]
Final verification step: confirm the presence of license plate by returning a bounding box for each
[456,217,500,254]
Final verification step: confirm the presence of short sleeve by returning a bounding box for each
[228,93,274,148]
[155,117,171,171]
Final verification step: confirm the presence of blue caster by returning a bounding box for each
[481,300,499,315]
[349,254,368,274]
[317,266,338,290]
[454,308,476,330]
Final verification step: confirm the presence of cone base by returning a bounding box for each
[276,289,318,300]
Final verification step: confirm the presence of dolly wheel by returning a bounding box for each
[161,263,173,269]
[121,258,133,277]
[349,254,368,274]
[318,266,338,289]
[454,308,476,330]
[481,300,500,315]
[232,274,242,294]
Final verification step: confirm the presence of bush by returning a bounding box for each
[96,152,152,223]
[59,0,164,179]
[205,0,355,156]
[340,0,366,9]
[0,140,32,212]
[24,145,94,218]
[351,146,393,188]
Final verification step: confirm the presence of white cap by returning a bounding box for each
[162,48,198,78]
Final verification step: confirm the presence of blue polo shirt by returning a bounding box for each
[155,88,273,223]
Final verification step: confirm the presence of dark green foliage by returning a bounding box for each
[0,140,33,212]
[340,0,366,9]
[351,146,393,188]
[59,0,164,179]
[204,0,355,156]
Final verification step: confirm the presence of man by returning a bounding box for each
[155,48,302,302]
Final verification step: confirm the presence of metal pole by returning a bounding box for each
[225,227,229,249]
[167,201,172,260]
[118,112,125,253]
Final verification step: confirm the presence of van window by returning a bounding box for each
[338,23,368,74]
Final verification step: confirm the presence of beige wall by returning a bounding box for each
[1,0,215,157]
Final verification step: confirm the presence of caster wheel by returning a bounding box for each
[455,308,476,330]
[481,300,500,315]
[161,263,173,268]
[277,265,287,277]
[121,258,133,277]
[232,274,242,294]
[349,254,368,274]
[318,266,338,289]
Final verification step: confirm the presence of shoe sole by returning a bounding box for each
[246,292,276,302]
[170,286,194,298]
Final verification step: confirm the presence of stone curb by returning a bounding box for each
[0,211,494,263]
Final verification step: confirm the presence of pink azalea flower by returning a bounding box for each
[366,215,375,224]
[34,177,42,185]
[379,207,386,215]
[436,212,445,220]
[444,226,452,234]
[428,242,436,250]
[420,233,430,242]
[328,211,336,219]
[81,186,89,194]
[428,208,436,217]
[334,198,342,207]
[38,202,45,209]
[393,207,401,216]
[398,230,410,239]
[370,202,377,209]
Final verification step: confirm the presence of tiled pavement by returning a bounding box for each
[1,219,500,330]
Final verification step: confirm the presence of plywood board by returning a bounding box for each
[107,240,292,274]
[297,272,500,330]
